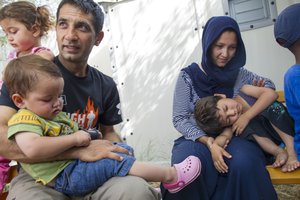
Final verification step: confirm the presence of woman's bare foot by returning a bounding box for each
[272,148,288,168]
[281,153,300,172]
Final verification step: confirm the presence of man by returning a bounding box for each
[0,0,161,199]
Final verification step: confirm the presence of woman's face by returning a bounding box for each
[210,31,237,68]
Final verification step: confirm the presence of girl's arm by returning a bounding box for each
[14,130,91,160]
[233,85,278,134]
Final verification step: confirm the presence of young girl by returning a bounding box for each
[4,55,201,196]
[0,1,54,193]
[0,1,54,60]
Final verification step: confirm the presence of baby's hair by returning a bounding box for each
[0,1,54,36]
[194,96,225,137]
[3,55,62,98]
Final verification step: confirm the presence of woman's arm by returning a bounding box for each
[14,130,91,160]
[100,124,122,142]
[234,68,275,97]
[209,128,233,173]
[173,71,206,141]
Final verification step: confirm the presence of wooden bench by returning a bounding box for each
[266,90,300,184]
[267,166,300,184]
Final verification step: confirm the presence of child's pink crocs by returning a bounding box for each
[163,155,201,193]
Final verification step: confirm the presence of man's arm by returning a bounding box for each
[0,106,27,161]
[0,106,128,163]
[100,124,122,142]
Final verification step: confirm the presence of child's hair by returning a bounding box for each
[194,96,225,137]
[57,0,104,35]
[3,55,62,98]
[273,3,300,49]
[0,1,54,37]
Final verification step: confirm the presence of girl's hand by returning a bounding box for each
[73,130,91,147]
[232,114,250,135]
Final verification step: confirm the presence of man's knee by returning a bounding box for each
[91,176,161,200]
[7,169,68,200]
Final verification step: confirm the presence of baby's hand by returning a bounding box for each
[73,130,91,147]
[232,114,250,135]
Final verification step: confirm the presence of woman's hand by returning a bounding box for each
[209,143,232,173]
[252,79,265,87]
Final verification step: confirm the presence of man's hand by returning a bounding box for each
[209,143,232,173]
[76,140,129,162]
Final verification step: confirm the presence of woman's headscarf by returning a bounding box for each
[183,16,246,98]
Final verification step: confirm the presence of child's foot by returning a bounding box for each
[163,156,201,193]
[281,154,300,172]
[272,148,288,168]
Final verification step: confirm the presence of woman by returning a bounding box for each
[161,16,278,200]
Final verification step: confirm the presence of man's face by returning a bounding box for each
[56,4,102,64]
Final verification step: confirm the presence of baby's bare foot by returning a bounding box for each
[281,154,300,172]
[272,149,288,168]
